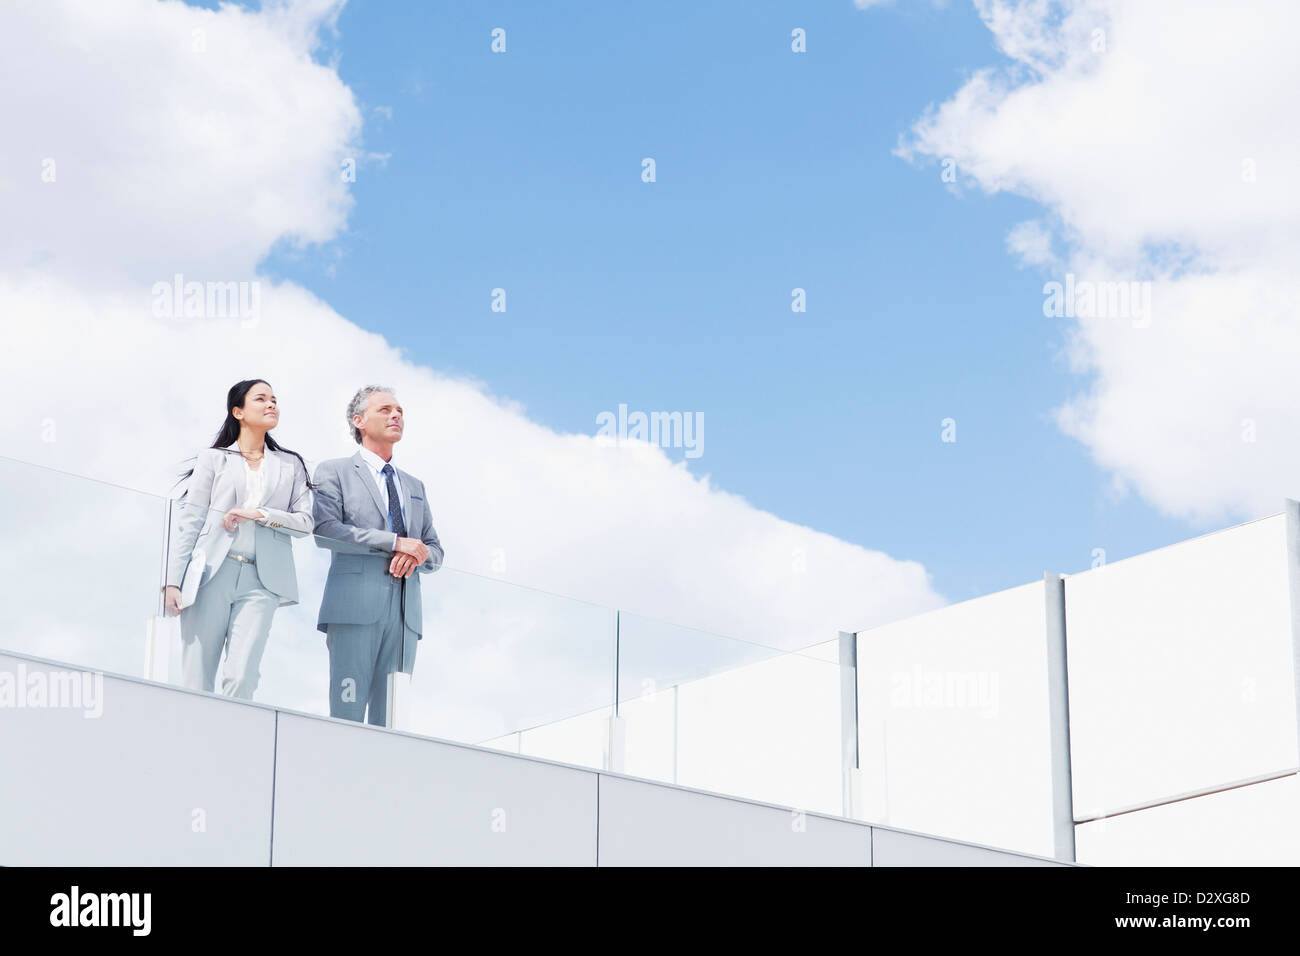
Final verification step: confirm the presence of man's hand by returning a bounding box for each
[389,553,418,578]
[164,585,183,616]
[394,537,429,565]
[222,507,266,531]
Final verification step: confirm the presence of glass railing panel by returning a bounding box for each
[515,705,614,769]
[620,686,678,784]
[407,566,615,764]
[0,457,165,678]
[618,612,845,816]
[856,580,1057,858]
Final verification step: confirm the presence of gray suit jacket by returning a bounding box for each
[312,452,444,636]
[167,445,315,605]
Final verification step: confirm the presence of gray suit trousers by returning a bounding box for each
[326,574,418,726]
[179,556,279,699]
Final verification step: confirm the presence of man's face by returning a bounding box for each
[355,391,404,444]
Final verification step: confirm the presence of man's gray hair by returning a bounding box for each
[348,385,397,444]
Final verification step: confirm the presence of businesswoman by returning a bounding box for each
[164,379,314,699]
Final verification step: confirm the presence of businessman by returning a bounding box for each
[312,385,444,725]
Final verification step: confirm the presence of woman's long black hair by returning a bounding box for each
[177,378,312,494]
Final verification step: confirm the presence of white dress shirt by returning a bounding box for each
[230,456,268,557]
[356,444,406,544]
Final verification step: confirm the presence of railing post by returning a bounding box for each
[672,683,679,785]
[1043,571,1077,862]
[839,630,863,818]
[386,672,410,730]
[144,617,171,683]
[605,610,625,772]
[145,496,175,682]
[1282,499,1300,775]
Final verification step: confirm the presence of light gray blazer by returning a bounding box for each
[312,452,444,637]
[167,445,315,605]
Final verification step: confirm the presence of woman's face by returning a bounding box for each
[233,381,279,431]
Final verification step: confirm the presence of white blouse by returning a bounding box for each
[230,456,268,557]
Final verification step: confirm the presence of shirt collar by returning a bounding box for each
[357,444,395,475]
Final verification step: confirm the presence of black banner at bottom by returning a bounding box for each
[0,863,1285,941]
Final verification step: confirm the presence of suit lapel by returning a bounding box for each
[262,445,281,499]
[352,451,388,526]
[220,443,241,504]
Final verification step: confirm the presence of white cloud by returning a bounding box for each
[0,0,360,290]
[0,0,945,738]
[1005,219,1057,268]
[899,0,1300,524]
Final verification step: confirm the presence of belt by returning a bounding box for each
[227,552,256,565]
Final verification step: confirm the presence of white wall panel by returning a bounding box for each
[271,713,597,866]
[1065,515,1299,817]
[1075,774,1300,866]
[0,653,275,865]
[871,826,1067,867]
[597,774,871,866]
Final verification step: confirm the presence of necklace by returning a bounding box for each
[239,447,265,461]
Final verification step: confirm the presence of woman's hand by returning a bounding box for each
[164,585,183,617]
[221,507,265,531]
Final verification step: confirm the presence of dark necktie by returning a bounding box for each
[382,463,407,538]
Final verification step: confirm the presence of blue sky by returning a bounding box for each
[248,0,1198,602]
